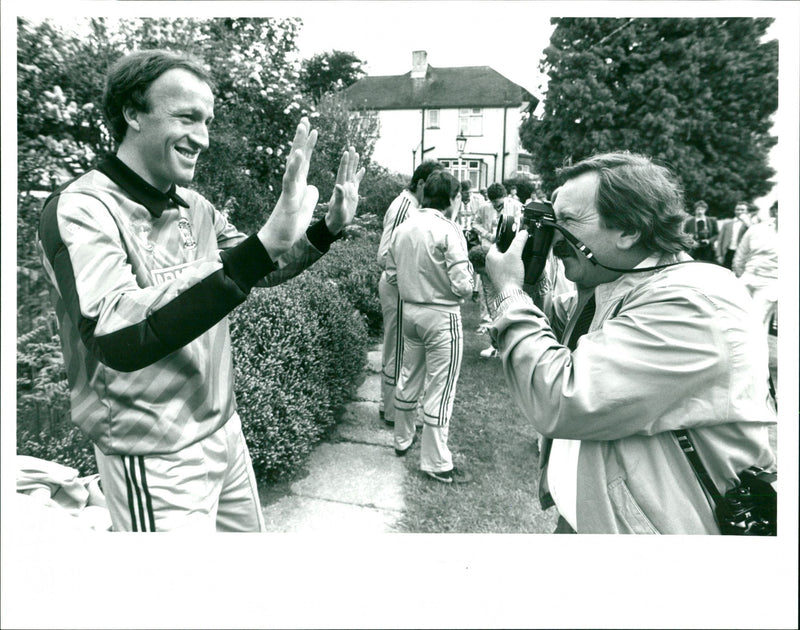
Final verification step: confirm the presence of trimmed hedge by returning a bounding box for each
[309,232,382,337]
[230,272,368,482]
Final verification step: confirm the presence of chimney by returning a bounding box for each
[411,50,428,79]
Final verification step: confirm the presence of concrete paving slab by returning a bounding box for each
[262,495,401,533]
[334,401,394,447]
[366,349,382,374]
[290,442,406,512]
[355,374,381,402]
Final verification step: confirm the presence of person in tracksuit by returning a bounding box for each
[376,160,444,426]
[385,171,474,483]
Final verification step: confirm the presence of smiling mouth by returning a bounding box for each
[175,147,199,160]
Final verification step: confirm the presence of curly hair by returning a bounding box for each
[103,49,213,144]
[557,152,693,254]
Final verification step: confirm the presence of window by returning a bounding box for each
[426,109,440,129]
[458,108,483,136]
[441,159,483,189]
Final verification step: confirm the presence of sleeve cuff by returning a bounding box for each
[219,233,277,291]
[306,218,340,253]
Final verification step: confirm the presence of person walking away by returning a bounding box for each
[486,152,776,533]
[37,49,364,532]
[385,171,474,483]
[376,161,444,426]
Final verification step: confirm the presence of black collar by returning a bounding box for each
[97,154,189,218]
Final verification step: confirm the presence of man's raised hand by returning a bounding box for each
[325,146,366,235]
[258,117,319,259]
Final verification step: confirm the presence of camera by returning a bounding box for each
[495,200,557,285]
[716,468,776,536]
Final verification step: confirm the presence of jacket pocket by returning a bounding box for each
[608,478,660,534]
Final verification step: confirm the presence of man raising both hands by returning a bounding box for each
[38,49,364,532]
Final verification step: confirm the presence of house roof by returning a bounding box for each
[342,65,538,110]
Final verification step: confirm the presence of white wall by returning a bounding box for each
[371,105,527,181]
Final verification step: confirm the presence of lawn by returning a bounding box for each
[395,297,559,534]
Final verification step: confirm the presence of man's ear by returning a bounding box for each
[616,229,641,251]
[122,104,141,133]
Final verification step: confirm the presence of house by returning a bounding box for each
[342,50,539,189]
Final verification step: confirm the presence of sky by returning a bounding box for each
[292,3,557,97]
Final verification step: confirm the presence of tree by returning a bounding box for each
[521,18,778,216]
[299,50,366,105]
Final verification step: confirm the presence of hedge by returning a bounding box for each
[308,231,383,337]
[230,272,368,482]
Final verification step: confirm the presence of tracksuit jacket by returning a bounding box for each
[38,155,337,456]
[490,252,777,534]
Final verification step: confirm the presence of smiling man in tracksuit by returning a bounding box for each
[37,49,364,532]
[385,171,474,484]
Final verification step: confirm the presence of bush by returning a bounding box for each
[308,233,383,337]
[357,163,407,220]
[230,273,368,483]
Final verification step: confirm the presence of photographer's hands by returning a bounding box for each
[487,230,528,293]
[258,117,320,260]
[325,147,366,235]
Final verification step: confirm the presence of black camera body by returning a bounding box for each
[716,468,777,536]
[495,200,557,285]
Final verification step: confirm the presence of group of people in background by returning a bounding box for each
[686,198,779,334]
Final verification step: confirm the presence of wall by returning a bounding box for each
[371,104,527,182]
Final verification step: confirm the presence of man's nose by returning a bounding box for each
[189,122,210,150]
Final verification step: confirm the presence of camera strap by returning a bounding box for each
[673,429,728,516]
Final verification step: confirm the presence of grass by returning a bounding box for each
[395,297,559,534]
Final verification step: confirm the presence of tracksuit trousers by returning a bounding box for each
[394,303,463,474]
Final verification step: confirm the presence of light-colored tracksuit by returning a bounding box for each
[377,189,420,422]
[386,207,474,473]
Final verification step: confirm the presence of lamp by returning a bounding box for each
[456,133,467,155]
[456,133,467,182]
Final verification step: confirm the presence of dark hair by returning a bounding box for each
[103,49,213,144]
[557,152,693,254]
[460,179,472,192]
[409,160,444,192]
[487,182,506,201]
[422,171,460,210]
[693,200,708,211]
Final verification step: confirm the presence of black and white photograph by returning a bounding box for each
[2,1,798,628]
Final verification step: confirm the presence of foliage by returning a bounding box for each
[299,50,366,105]
[16,313,97,476]
[306,92,380,204]
[308,233,383,337]
[521,17,778,216]
[355,163,408,220]
[230,275,367,482]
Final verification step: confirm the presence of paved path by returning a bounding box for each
[261,344,408,533]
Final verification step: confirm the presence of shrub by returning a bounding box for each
[230,273,368,483]
[357,163,407,220]
[308,233,383,337]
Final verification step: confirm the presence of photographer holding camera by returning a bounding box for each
[486,152,776,534]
